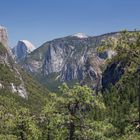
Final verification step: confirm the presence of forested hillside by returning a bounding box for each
[0,31,140,139]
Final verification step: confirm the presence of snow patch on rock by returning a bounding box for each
[73,33,88,39]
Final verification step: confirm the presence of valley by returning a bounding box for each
[0,25,140,139]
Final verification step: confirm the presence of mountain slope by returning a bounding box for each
[0,26,49,113]
[20,32,118,91]
[0,25,8,49]
[12,40,35,61]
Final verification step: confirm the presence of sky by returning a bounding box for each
[0,0,140,48]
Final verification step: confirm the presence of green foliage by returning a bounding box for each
[20,69,49,113]
[14,108,41,140]
[41,84,109,139]
[0,55,49,113]
[0,64,21,86]
[0,43,7,54]
[0,94,40,139]
[0,134,17,140]
[101,31,140,138]
[34,72,61,93]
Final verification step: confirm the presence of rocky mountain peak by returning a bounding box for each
[0,25,8,48]
[12,40,35,60]
[73,33,88,38]
[0,26,28,98]
[19,40,35,52]
[21,32,119,91]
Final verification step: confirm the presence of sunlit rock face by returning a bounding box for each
[20,32,119,90]
[0,25,11,65]
[0,25,8,47]
[0,26,28,99]
[12,40,35,61]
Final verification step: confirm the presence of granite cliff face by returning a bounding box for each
[12,40,35,61]
[102,61,125,90]
[21,32,118,90]
[0,25,8,48]
[0,26,27,98]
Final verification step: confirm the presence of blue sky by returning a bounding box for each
[0,0,140,47]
